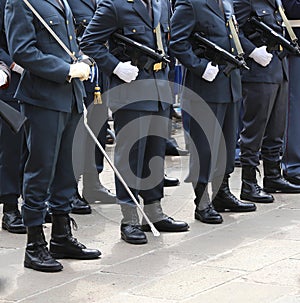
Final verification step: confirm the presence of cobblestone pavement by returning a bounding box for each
[1,130,300,303]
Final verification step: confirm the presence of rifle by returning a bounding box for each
[112,32,170,72]
[249,16,300,59]
[193,32,249,77]
[0,100,27,133]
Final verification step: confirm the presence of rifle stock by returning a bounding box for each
[113,32,170,72]
[0,100,27,133]
[193,33,249,76]
[249,16,300,58]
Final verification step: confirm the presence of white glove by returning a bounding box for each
[0,70,8,87]
[202,61,219,82]
[249,46,273,67]
[113,61,139,83]
[68,62,90,81]
[11,62,24,75]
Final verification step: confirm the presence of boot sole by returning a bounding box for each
[141,224,189,232]
[82,195,116,205]
[2,223,27,234]
[264,188,300,194]
[50,251,101,260]
[121,234,148,245]
[194,214,223,224]
[214,206,257,212]
[240,194,274,203]
[71,208,92,215]
[24,261,63,272]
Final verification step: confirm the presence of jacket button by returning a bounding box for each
[231,48,235,53]
[69,35,73,40]
[229,34,233,39]
[132,29,136,33]
[49,20,53,24]
[66,20,69,24]
[262,10,266,13]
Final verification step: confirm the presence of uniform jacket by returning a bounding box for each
[67,0,97,31]
[4,0,85,113]
[282,0,300,41]
[80,0,172,112]
[233,0,288,83]
[170,0,242,104]
[0,0,20,102]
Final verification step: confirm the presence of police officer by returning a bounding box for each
[170,0,256,224]
[67,0,116,208]
[80,0,189,244]
[281,0,300,185]
[5,0,101,272]
[234,0,300,203]
[0,0,26,234]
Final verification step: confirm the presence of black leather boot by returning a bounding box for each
[2,209,26,234]
[163,174,180,187]
[82,173,116,204]
[120,204,147,244]
[240,166,274,203]
[263,161,300,193]
[194,183,223,224]
[49,214,101,259]
[142,201,189,232]
[71,191,91,215]
[212,175,256,212]
[45,209,52,223]
[24,226,63,272]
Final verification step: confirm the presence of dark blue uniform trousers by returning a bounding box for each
[113,106,169,206]
[240,81,288,167]
[282,56,300,177]
[21,103,81,226]
[184,101,240,184]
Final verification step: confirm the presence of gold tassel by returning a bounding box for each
[93,85,102,104]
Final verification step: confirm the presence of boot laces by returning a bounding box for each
[70,217,78,231]
[68,217,85,249]
[69,236,86,249]
[35,242,54,261]
[255,167,262,178]
[253,182,263,192]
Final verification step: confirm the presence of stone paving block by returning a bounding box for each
[291,253,300,260]
[103,250,205,277]
[0,230,26,249]
[272,295,300,303]
[130,265,243,300]
[18,272,145,303]
[170,209,300,259]
[243,258,300,287]
[0,252,104,302]
[208,239,300,271]
[99,239,166,266]
[98,294,178,303]
[266,223,300,242]
[183,280,296,303]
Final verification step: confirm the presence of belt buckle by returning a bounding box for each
[153,62,162,72]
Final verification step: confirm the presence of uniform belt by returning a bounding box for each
[283,20,300,27]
